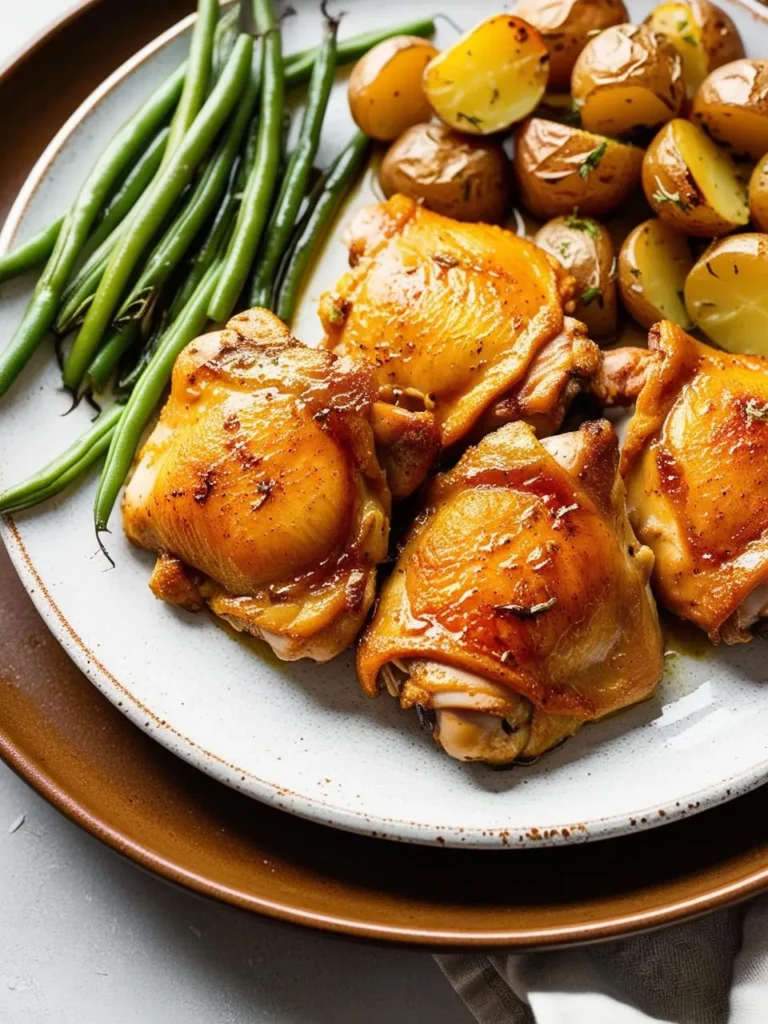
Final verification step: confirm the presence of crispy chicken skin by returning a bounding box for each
[123,308,390,662]
[614,320,768,644]
[357,419,663,764]
[320,195,600,493]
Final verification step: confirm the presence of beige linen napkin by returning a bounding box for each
[436,897,768,1023]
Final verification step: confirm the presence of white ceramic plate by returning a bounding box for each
[2,0,768,849]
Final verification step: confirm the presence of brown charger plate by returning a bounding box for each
[2,0,768,949]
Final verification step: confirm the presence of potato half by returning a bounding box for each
[348,36,439,142]
[514,0,628,92]
[423,15,549,135]
[535,215,617,336]
[380,124,510,223]
[514,117,644,218]
[749,154,768,232]
[642,117,748,235]
[684,233,768,354]
[646,1,744,98]
[571,23,685,137]
[618,218,694,329]
[691,59,768,160]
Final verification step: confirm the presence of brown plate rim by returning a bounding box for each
[2,0,768,948]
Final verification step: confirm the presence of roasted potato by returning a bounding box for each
[379,124,510,223]
[348,36,439,141]
[423,15,549,135]
[617,218,694,329]
[571,24,685,137]
[514,0,628,92]
[691,59,768,160]
[642,117,748,235]
[514,117,644,218]
[749,154,768,232]
[535,215,617,336]
[646,1,744,98]
[684,233,768,354]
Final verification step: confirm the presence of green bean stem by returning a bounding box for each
[283,16,436,88]
[94,258,222,532]
[276,132,370,323]
[63,34,254,392]
[208,0,283,321]
[0,64,186,398]
[250,11,338,308]
[0,219,63,285]
[0,402,124,515]
[162,0,219,167]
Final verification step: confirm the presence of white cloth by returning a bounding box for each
[437,896,768,1023]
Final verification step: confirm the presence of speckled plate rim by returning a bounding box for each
[2,0,768,948]
[3,0,768,854]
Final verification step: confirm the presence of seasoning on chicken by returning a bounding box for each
[123,308,390,662]
[320,194,601,495]
[357,419,663,764]
[601,319,768,644]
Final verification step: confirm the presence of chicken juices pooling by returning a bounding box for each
[123,309,390,662]
[320,195,601,491]
[615,320,768,644]
[357,420,663,765]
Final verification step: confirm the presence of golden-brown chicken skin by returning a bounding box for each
[357,419,663,764]
[616,320,768,644]
[320,195,600,490]
[123,308,390,662]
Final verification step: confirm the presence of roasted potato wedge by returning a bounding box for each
[691,59,768,160]
[571,24,685,137]
[646,1,744,98]
[514,117,644,218]
[535,215,617,336]
[684,233,768,354]
[423,15,549,135]
[348,36,439,141]
[642,117,748,235]
[380,124,510,224]
[514,0,628,92]
[749,154,768,232]
[617,218,694,329]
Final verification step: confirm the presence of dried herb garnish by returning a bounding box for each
[652,179,691,211]
[578,140,608,179]
[456,111,483,129]
[564,212,600,239]
[581,285,601,305]
[630,267,641,278]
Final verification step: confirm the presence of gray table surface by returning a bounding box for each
[0,4,475,1021]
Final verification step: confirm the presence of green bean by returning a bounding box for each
[115,64,260,327]
[283,16,436,89]
[162,0,219,168]
[54,236,114,335]
[0,219,63,284]
[276,132,370,323]
[84,322,141,393]
[213,6,240,80]
[0,402,124,515]
[63,34,254,392]
[208,0,283,322]
[0,63,186,399]
[94,257,223,532]
[250,12,338,308]
[80,127,170,261]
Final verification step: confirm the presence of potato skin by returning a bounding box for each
[646,1,744,98]
[348,36,439,142]
[749,154,768,232]
[514,117,644,218]
[515,0,628,92]
[535,216,617,336]
[571,24,685,137]
[380,124,510,224]
[617,218,693,329]
[691,59,768,160]
[642,118,748,235]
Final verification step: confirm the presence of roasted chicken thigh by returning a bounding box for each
[321,195,601,494]
[357,419,663,764]
[123,308,390,662]
[603,320,768,644]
